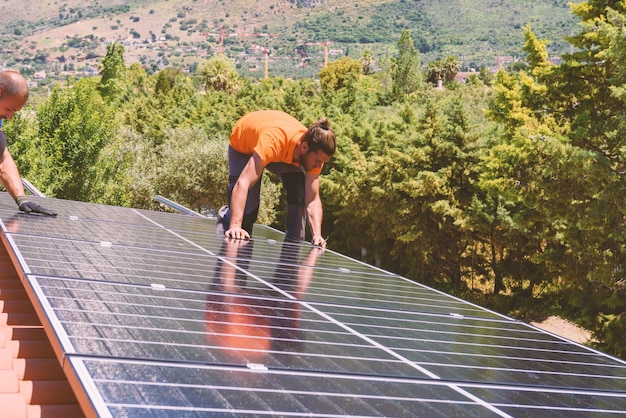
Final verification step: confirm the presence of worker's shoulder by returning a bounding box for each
[243,110,300,124]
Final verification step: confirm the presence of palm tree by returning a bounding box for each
[442,55,461,82]
[198,55,240,93]
[360,50,375,75]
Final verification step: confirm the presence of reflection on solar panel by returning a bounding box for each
[1,191,626,417]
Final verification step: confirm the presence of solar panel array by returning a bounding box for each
[1,192,625,417]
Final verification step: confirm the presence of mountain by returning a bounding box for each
[0,0,578,80]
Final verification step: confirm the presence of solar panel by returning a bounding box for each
[1,192,625,417]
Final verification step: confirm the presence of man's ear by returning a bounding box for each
[299,141,309,154]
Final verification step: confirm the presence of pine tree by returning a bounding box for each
[392,30,421,99]
[98,42,127,99]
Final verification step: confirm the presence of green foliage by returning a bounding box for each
[198,55,240,93]
[480,2,626,356]
[522,24,550,73]
[1,112,38,179]
[98,42,127,99]
[153,126,230,212]
[120,65,200,146]
[91,126,155,208]
[426,55,462,85]
[318,57,362,91]
[7,7,626,359]
[594,312,626,358]
[478,66,495,86]
[30,77,117,201]
[359,50,375,75]
[392,30,422,99]
[317,57,382,117]
[155,67,182,95]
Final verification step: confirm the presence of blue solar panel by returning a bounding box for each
[1,192,625,417]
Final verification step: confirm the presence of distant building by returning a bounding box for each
[495,55,514,67]
[454,71,476,83]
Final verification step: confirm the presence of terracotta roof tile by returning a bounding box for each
[0,243,85,418]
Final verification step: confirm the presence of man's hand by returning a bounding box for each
[16,197,57,216]
[225,226,250,241]
[311,234,327,248]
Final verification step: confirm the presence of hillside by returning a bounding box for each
[0,0,579,80]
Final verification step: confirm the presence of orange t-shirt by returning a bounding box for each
[230,110,322,175]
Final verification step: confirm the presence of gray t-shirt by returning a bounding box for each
[0,120,6,157]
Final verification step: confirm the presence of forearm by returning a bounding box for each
[306,197,324,238]
[0,151,25,200]
[228,183,248,229]
[226,153,264,238]
[0,148,57,216]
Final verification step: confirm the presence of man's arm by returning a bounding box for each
[0,148,57,216]
[0,148,26,199]
[225,152,264,240]
[304,172,326,248]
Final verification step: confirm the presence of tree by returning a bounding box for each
[426,61,446,87]
[522,24,550,74]
[426,56,461,87]
[318,57,361,91]
[98,42,127,99]
[32,78,117,201]
[359,50,375,75]
[441,55,461,83]
[391,30,422,99]
[481,30,570,304]
[482,3,626,355]
[155,67,181,95]
[317,57,380,118]
[478,66,495,86]
[154,126,229,212]
[388,98,479,291]
[198,55,240,93]
[549,3,626,356]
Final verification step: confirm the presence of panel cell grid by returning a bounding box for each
[1,193,625,417]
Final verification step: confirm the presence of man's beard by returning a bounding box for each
[298,153,312,172]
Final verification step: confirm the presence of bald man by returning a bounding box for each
[0,70,56,216]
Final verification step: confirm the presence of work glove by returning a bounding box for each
[16,196,57,216]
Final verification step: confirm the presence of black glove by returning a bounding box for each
[16,196,57,216]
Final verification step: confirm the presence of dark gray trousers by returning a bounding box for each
[224,145,306,240]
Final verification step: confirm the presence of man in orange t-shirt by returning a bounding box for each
[218,110,336,247]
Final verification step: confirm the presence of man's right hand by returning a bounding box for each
[225,226,250,240]
[16,197,57,216]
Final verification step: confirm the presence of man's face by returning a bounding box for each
[299,149,331,173]
[0,94,26,121]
